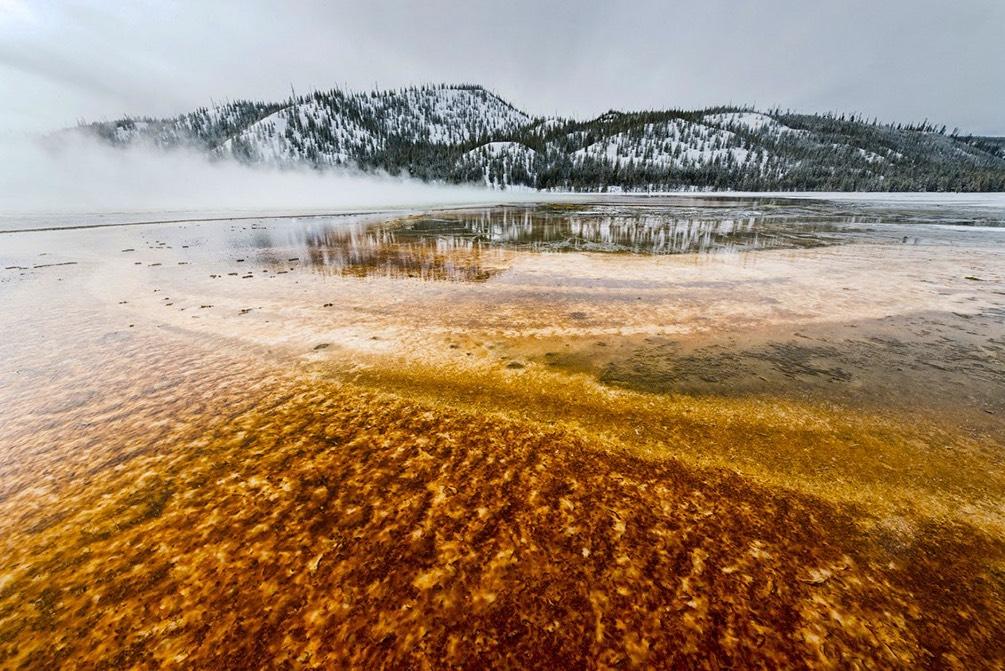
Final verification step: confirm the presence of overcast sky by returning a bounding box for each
[2,0,1003,135]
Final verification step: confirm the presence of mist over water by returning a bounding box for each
[0,133,517,223]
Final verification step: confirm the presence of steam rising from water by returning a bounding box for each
[0,133,517,215]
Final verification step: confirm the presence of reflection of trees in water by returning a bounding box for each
[255,206,859,282]
[286,223,506,282]
[434,208,850,254]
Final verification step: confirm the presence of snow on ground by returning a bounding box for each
[597,191,1005,209]
[572,120,753,170]
[703,112,808,138]
[462,141,537,158]
[458,142,539,188]
[703,112,779,133]
[218,87,530,167]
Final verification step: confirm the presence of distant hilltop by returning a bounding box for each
[77,83,1005,192]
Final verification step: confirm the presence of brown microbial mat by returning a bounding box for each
[1,196,1003,669]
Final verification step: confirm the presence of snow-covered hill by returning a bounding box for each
[456,141,538,187]
[571,120,751,171]
[80,84,1005,192]
[218,85,530,167]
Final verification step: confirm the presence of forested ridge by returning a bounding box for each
[82,83,1005,191]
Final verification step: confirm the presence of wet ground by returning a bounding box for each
[1,195,1004,669]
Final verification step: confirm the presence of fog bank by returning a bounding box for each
[0,134,521,216]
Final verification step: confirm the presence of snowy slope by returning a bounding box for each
[456,141,539,187]
[94,85,531,168]
[216,85,532,167]
[572,120,754,170]
[77,84,1005,191]
[702,112,805,136]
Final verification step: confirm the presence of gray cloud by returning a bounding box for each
[1,0,1003,135]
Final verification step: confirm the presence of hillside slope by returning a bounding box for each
[82,84,1005,191]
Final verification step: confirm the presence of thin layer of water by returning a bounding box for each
[1,196,1004,668]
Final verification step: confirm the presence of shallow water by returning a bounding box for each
[243,199,1005,280]
[1,196,1004,668]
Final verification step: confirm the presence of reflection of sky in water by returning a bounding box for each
[244,203,1004,283]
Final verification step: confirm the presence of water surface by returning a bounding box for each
[1,196,1003,668]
